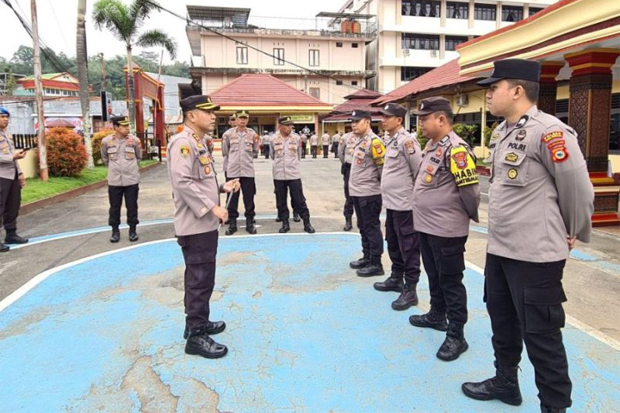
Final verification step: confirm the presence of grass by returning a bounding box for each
[22,159,160,205]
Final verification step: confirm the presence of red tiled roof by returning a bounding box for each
[344,88,383,100]
[322,88,384,122]
[210,74,332,107]
[371,59,474,105]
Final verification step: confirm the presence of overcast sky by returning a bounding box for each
[0,0,342,65]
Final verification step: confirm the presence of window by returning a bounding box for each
[447,1,468,19]
[236,47,248,64]
[309,87,320,99]
[336,42,343,47]
[273,48,285,65]
[309,49,320,66]
[402,0,441,17]
[336,80,343,85]
[529,7,543,17]
[352,43,359,48]
[474,4,496,20]
[402,33,440,50]
[445,36,468,51]
[502,5,523,22]
[401,66,432,81]
[352,80,358,86]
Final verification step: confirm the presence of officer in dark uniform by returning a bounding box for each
[0,107,28,252]
[168,95,240,359]
[462,59,594,413]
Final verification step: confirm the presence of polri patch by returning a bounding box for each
[180,146,190,158]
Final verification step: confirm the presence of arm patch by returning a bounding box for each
[450,146,478,187]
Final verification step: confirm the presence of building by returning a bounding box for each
[338,0,556,94]
[16,72,80,97]
[322,88,385,135]
[185,5,377,105]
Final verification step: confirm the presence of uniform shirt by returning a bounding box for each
[310,134,318,146]
[487,105,594,263]
[332,133,341,144]
[270,132,302,180]
[300,134,308,144]
[322,133,331,145]
[381,127,423,211]
[168,125,221,236]
[101,133,142,186]
[0,129,22,180]
[413,131,480,238]
[348,131,386,197]
[222,127,259,178]
[337,132,357,164]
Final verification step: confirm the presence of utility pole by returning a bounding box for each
[31,0,48,181]
[77,0,94,169]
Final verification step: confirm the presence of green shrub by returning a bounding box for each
[46,127,88,177]
[92,129,114,165]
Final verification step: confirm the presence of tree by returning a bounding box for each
[77,0,94,168]
[5,70,17,95]
[92,0,177,134]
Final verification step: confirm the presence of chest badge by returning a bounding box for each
[516,130,527,141]
[424,173,433,183]
[507,168,518,180]
[504,152,519,163]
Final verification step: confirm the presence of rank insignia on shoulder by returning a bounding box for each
[508,168,518,179]
[504,152,519,163]
[180,146,190,158]
[516,130,527,141]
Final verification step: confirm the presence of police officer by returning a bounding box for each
[337,128,357,231]
[101,116,142,243]
[409,97,480,362]
[221,110,259,235]
[462,59,594,413]
[348,110,386,277]
[269,116,315,234]
[373,103,423,311]
[0,107,28,252]
[331,132,340,158]
[168,95,240,359]
[321,132,331,158]
[262,131,271,159]
[310,132,319,158]
[300,132,308,159]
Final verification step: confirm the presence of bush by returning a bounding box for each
[453,123,478,147]
[46,127,88,177]
[483,122,499,148]
[92,129,114,165]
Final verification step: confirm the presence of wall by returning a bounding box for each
[16,150,38,179]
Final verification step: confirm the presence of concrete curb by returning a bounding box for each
[19,162,163,216]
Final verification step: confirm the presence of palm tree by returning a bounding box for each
[77,0,94,169]
[92,0,177,133]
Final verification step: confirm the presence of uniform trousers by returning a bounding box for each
[301,142,307,158]
[177,230,218,330]
[341,163,354,218]
[351,194,383,262]
[385,209,421,287]
[0,171,21,232]
[420,233,468,326]
[332,142,339,158]
[226,176,256,220]
[108,184,139,228]
[322,145,329,158]
[274,179,309,221]
[264,145,270,159]
[485,253,572,409]
[311,145,318,158]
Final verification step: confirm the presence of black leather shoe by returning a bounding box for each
[373,274,403,292]
[392,289,418,311]
[349,257,370,269]
[246,222,257,234]
[183,320,226,339]
[303,219,315,234]
[5,232,28,244]
[279,219,290,233]
[293,213,301,222]
[225,219,237,236]
[541,406,566,413]
[356,263,385,277]
[343,216,353,231]
[437,333,468,361]
[0,242,9,252]
[129,227,139,242]
[185,330,228,359]
[224,219,230,225]
[462,365,522,406]
[275,217,282,222]
[409,309,448,331]
[110,228,120,243]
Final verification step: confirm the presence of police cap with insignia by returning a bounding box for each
[236,110,250,118]
[412,97,452,116]
[477,59,541,86]
[180,95,220,112]
[0,107,10,117]
[278,116,294,125]
[111,115,130,126]
[380,103,407,119]
[228,114,237,120]
[350,110,372,121]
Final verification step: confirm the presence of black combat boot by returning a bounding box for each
[275,217,282,222]
[373,273,403,292]
[5,230,28,244]
[409,308,448,331]
[128,226,139,242]
[356,257,385,277]
[110,226,120,243]
[461,362,523,406]
[185,327,228,359]
[391,284,419,311]
[303,218,315,234]
[279,219,290,233]
[541,406,566,413]
[293,212,301,222]
[225,218,237,236]
[343,216,353,231]
[349,255,370,269]
[0,242,9,252]
[437,323,468,361]
[183,320,226,339]
[246,220,257,234]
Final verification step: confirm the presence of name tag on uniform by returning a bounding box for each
[387,148,399,157]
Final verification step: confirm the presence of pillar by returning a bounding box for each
[538,61,563,115]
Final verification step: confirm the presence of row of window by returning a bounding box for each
[401,0,544,21]
[237,47,322,66]
[401,66,432,81]
[402,34,468,51]
[42,88,78,96]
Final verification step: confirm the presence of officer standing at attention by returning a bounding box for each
[409,97,480,362]
[168,95,240,359]
[348,110,386,277]
[337,128,357,231]
[101,116,142,243]
[374,103,423,311]
[310,132,319,158]
[461,59,594,413]
[270,116,315,234]
[300,132,308,159]
[321,131,331,158]
[331,131,341,158]
[221,110,259,235]
[0,107,28,252]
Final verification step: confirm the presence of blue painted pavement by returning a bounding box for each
[0,234,618,412]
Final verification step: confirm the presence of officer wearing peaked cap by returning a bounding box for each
[409,96,480,362]
[462,59,594,413]
[168,95,240,359]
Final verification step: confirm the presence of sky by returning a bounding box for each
[0,0,343,65]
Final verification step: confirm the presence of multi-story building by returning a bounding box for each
[185,5,377,105]
[16,72,80,97]
[338,0,556,94]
